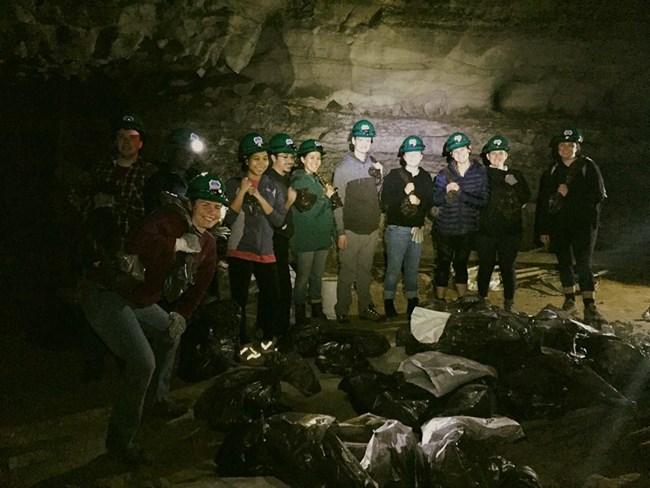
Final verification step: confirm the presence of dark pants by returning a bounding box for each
[433,232,475,287]
[475,232,521,300]
[273,234,292,335]
[228,257,280,341]
[551,223,598,293]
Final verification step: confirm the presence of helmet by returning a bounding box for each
[113,113,145,136]
[268,133,296,155]
[558,127,583,144]
[400,135,425,154]
[444,132,471,152]
[238,132,269,160]
[482,135,510,154]
[351,119,376,138]
[166,128,205,153]
[297,139,326,157]
[186,172,229,205]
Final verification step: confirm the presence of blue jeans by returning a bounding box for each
[80,282,178,449]
[294,249,329,305]
[383,225,423,300]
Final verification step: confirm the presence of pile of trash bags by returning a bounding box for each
[192,296,649,486]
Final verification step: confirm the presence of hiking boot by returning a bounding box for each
[359,306,387,323]
[642,306,650,322]
[584,303,606,327]
[503,299,515,313]
[337,314,350,324]
[561,298,578,315]
[149,398,188,419]
[384,299,398,318]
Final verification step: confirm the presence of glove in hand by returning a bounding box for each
[168,311,187,340]
[411,226,424,244]
[174,233,201,253]
[505,174,518,185]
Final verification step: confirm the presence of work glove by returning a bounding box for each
[411,226,424,244]
[174,233,201,253]
[505,174,518,186]
[168,311,187,340]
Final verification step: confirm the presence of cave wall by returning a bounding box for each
[2,0,649,302]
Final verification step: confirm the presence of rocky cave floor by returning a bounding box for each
[2,238,650,488]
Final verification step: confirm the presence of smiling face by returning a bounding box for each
[487,150,508,168]
[271,153,295,176]
[246,151,270,179]
[115,129,143,160]
[190,199,223,232]
[301,151,322,174]
[558,142,579,162]
[451,146,471,164]
[403,151,423,168]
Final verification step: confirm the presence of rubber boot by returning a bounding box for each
[384,299,398,318]
[406,297,419,318]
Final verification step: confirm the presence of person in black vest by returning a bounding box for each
[535,128,607,326]
[475,135,530,312]
[380,135,434,318]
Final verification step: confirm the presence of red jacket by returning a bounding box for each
[124,208,216,319]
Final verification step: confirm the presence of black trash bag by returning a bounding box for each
[578,334,650,393]
[420,416,525,488]
[435,307,534,372]
[395,324,437,355]
[177,299,241,382]
[360,419,436,488]
[437,382,497,419]
[320,327,392,358]
[331,413,392,444]
[265,350,322,396]
[194,366,287,431]
[315,341,371,376]
[339,371,399,414]
[284,322,323,357]
[215,412,379,488]
[487,456,543,488]
[529,304,604,356]
[497,347,633,421]
[340,371,441,430]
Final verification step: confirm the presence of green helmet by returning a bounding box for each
[186,172,229,205]
[444,132,471,152]
[351,119,376,138]
[268,133,296,155]
[297,139,326,157]
[113,113,145,136]
[558,127,583,144]
[238,132,269,160]
[166,128,205,153]
[400,135,425,154]
[482,135,510,154]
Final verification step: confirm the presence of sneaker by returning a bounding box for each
[359,306,387,323]
[642,306,650,322]
[337,314,350,324]
[149,398,188,419]
[584,303,607,327]
[562,298,578,315]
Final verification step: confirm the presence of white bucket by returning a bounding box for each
[321,275,338,320]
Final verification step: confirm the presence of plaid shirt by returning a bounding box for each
[92,158,157,233]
